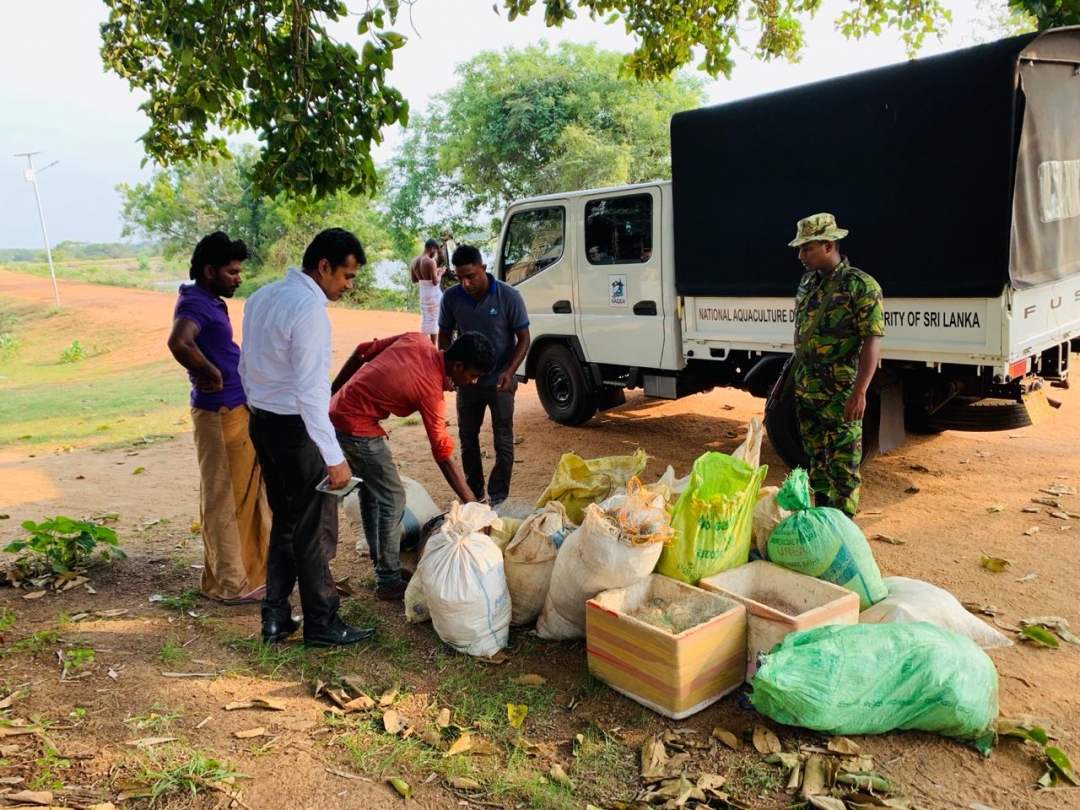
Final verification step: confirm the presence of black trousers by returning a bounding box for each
[248,408,340,631]
[456,383,516,504]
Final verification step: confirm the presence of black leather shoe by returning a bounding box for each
[303,620,375,648]
[261,617,300,644]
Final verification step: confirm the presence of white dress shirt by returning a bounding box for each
[239,268,345,467]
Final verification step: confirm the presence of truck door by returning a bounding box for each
[497,202,572,370]
[575,188,665,368]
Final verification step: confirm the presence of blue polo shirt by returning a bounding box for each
[174,283,246,411]
[439,274,529,387]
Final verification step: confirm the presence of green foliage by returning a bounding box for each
[4,517,126,576]
[386,41,705,246]
[0,333,19,360]
[0,608,14,634]
[100,0,409,199]
[156,587,202,613]
[117,145,394,294]
[59,339,86,364]
[60,648,95,678]
[128,745,244,805]
[1011,0,1080,28]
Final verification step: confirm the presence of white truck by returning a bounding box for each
[494,28,1080,466]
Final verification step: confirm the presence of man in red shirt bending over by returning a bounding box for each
[329,332,496,601]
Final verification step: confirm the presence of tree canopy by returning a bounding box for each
[384,41,705,251]
[101,0,1074,200]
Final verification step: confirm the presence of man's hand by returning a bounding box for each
[496,371,513,392]
[327,461,352,490]
[194,366,224,392]
[843,390,867,422]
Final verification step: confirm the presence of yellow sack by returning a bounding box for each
[535,449,648,525]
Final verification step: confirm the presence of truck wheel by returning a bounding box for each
[764,392,880,469]
[535,344,597,426]
[916,397,1032,432]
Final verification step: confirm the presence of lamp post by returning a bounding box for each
[14,151,61,308]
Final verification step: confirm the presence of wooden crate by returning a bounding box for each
[699,560,859,682]
[585,574,746,720]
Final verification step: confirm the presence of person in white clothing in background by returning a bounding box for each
[411,238,445,344]
[239,228,374,648]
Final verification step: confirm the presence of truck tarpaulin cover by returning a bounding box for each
[671,29,1080,299]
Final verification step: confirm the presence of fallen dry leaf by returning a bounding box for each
[1023,526,1041,536]
[872,534,905,545]
[802,754,827,798]
[444,732,473,758]
[477,650,508,665]
[125,736,177,748]
[827,737,861,755]
[753,725,782,755]
[378,684,399,708]
[22,590,46,600]
[514,673,547,686]
[224,698,287,712]
[711,726,741,750]
[233,727,266,739]
[549,763,575,791]
[986,504,1005,513]
[641,735,668,780]
[382,709,407,736]
[436,707,451,728]
[447,776,482,791]
[809,796,847,810]
[6,790,54,806]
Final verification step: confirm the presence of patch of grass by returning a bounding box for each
[0,299,189,451]
[156,587,201,613]
[159,638,188,666]
[338,601,414,667]
[570,726,636,799]
[401,416,421,426]
[0,332,19,360]
[738,758,784,799]
[27,742,71,790]
[0,607,15,634]
[124,744,244,806]
[124,704,185,732]
[91,433,177,453]
[433,664,557,735]
[5,256,180,291]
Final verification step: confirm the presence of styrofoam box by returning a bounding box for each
[585,574,746,720]
[699,560,860,682]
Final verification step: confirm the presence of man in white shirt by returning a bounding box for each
[239,228,373,647]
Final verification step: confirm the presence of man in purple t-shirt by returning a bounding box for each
[168,232,270,604]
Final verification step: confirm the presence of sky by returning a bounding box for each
[0,0,1000,249]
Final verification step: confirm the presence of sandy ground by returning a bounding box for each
[1,268,1078,809]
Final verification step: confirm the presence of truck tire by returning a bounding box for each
[764,391,880,469]
[915,397,1032,432]
[535,344,597,426]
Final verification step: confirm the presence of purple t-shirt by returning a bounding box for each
[173,284,246,411]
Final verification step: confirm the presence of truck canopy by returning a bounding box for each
[671,28,1080,299]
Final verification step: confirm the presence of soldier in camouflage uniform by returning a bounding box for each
[788,213,884,516]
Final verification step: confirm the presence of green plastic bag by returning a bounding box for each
[656,452,767,584]
[767,469,887,609]
[751,623,999,755]
[535,449,648,525]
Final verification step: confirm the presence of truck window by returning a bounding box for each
[585,194,652,265]
[501,206,565,286]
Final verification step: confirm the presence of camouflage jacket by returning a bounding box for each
[792,260,885,400]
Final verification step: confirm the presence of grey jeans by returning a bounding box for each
[338,433,407,591]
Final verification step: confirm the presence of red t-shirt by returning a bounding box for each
[329,333,454,462]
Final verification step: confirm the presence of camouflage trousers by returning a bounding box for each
[794,394,862,517]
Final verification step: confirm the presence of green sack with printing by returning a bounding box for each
[766,468,887,609]
[657,452,767,584]
[751,623,999,755]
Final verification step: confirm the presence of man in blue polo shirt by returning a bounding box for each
[438,245,531,507]
[167,232,269,605]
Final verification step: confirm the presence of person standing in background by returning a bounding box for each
[167,232,269,605]
[240,228,374,647]
[410,239,445,344]
[438,245,530,507]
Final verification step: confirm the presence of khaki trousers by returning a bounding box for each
[191,405,270,600]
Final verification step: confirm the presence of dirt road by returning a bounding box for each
[1,269,1078,809]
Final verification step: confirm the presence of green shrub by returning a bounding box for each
[60,339,86,363]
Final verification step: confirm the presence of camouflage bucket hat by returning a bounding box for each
[788,213,849,247]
